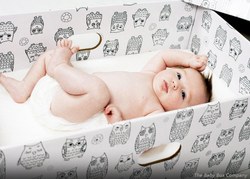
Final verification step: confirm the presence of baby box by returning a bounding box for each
[0,0,249,178]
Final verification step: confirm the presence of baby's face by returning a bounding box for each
[153,67,207,111]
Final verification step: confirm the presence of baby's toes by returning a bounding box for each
[60,39,66,47]
[64,39,72,48]
[56,39,62,47]
[71,46,79,54]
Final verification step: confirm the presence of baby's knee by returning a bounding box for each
[96,82,111,103]
[92,80,110,106]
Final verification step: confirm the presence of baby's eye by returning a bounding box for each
[181,90,186,100]
[177,72,182,80]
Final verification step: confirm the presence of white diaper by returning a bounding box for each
[28,75,108,131]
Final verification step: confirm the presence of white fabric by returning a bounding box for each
[29,75,108,131]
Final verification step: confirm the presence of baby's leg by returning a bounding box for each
[0,50,53,103]
[48,39,110,123]
[46,39,78,78]
[51,82,110,123]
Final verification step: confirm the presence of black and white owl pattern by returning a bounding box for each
[0,51,15,73]
[191,132,211,153]
[169,44,181,49]
[132,8,150,28]
[17,142,49,170]
[0,150,6,179]
[239,117,250,142]
[61,136,87,161]
[169,109,194,142]
[86,11,102,30]
[159,4,171,21]
[30,16,44,35]
[110,11,127,33]
[201,11,212,32]
[109,122,131,147]
[130,166,152,179]
[25,43,47,63]
[225,148,246,175]
[229,37,242,61]
[214,25,227,50]
[216,126,235,148]
[199,102,221,126]
[134,123,156,154]
[76,50,90,61]
[190,35,200,55]
[126,35,143,55]
[229,99,248,120]
[152,29,169,46]
[207,50,217,71]
[86,153,108,179]
[239,76,250,95]
[54,27,74,43]
[219,64,233,87]
[176,16,193,32]
[164,152,180,171]
[181,158,199,179]
[208,150,225,168]
[115,153,134,173]
[0,21,17,44]
[103,39,119,56]
[56,167,78,179]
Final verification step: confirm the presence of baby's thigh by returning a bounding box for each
[50,82,111,123]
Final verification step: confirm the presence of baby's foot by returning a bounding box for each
[46,39,79,77]
[0,73,30,103]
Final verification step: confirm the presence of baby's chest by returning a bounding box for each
[112,89,160,118]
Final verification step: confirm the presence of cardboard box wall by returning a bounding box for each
[184,0,250,21]
[0,0,250,178]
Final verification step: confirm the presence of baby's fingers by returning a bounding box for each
[194,55,207,71]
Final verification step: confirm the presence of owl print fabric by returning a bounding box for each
[1,0,250,178]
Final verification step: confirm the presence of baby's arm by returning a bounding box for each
[142,49,207,74]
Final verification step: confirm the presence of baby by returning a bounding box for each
[0,39,212,124]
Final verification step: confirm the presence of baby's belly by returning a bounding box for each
[110,100,145,120]
[94,71,155,119]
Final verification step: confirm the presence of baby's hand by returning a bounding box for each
[189,55,208,72]
[104,104,122,124]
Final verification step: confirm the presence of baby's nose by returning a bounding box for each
[172,80,179,90]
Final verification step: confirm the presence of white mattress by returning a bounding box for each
[0,52,156,147]
[0,51,236,147]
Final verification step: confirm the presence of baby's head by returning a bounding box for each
[153,66,212,111]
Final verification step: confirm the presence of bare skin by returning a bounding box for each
[0,39,208,124]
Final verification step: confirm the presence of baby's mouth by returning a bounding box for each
[162,80,168,93]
